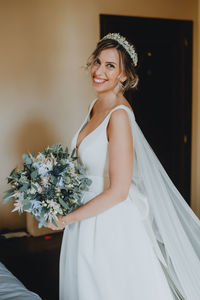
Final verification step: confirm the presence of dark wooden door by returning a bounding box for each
[100,14,193,204]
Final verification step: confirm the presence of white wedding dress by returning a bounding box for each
[60,98,200,300]
[59,98,176,300]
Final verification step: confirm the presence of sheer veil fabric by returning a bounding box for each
[123,104,200,299]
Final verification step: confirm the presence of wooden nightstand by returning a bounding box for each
[0,231,63,300]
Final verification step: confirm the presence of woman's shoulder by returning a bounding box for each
[105,97,134,115]
[89,97,134,120]
[114,99,134,114]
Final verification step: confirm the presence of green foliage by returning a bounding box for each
[3,143,92,229]
[49,175,57,185]
[31,170,38,180]
[22,154,32,165]
[58,197,69,210]
[3,189,15,203]
[19,183,29,192]
[51,218,58,228]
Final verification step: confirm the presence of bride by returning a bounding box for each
[47,33,200,299]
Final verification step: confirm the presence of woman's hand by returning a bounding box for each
[47,215,70,231]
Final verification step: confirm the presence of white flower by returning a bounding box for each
[29,186,37,195]
[37,165,48,176]
[12,200,23,213]
[69,198,77,204]
[50,153,57,165]
[68,161,74,168]
[44,211,58,223]
[41,176,50,186]
[66,183,73,188]
[69,167,75,174]
[36,153,46,162]
[14,191,24,201]
[34,182,43,193]
[46,199,60,211]
[45,160,53,171]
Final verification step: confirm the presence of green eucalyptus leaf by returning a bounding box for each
[31,170,38,180]
[49,175,57,185]
[64,176,70,184]
[40,207,46,218]
[19,183,29,192]
[58,197,69,210]
[23,203,32,210]
[65,146,68,156]
[52,218,58,228]
[3,189,15,203]
[9,168,17,177]
[86,178,92,185]
[22,154,32,165]
[71,148,77,159]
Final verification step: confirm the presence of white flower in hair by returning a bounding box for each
[100,33,138,67]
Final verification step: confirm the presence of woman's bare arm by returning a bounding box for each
[48,109,133,229]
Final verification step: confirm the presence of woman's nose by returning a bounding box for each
[95,64,105,76]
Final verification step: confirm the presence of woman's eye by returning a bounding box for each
[107,64,115,68]
[94,59,100,65]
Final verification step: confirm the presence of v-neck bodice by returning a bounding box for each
[70,99,135,178]
[75,98,104,154]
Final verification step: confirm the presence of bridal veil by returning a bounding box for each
[125,107,200,300]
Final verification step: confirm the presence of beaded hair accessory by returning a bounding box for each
[100,33,138,67]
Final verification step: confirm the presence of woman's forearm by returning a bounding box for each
[63,188,127,224]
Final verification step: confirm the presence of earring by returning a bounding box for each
[118,76,124,90]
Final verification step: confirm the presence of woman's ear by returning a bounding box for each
[118,72,127,83]
[121,70,128,83]
[122,75,127,83]
[121,73,127,83]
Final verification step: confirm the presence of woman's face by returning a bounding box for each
[90,48,126,94]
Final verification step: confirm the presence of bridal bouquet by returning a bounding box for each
[3,144,92,228]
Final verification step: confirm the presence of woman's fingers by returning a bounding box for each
[47,222,58,230]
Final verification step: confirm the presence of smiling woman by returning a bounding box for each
[47,33,200,300]
[90,48,127,94]
[86,35,139,92]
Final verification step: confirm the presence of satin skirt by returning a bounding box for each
[59,180,174,300]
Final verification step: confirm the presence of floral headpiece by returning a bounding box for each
[100,33,138,67]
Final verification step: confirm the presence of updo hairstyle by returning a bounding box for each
[86,38,139,92]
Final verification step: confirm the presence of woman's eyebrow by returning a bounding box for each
[96,57,117,65]
[106,61,117,65]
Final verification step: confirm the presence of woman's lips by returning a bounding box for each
[93,77,107,84]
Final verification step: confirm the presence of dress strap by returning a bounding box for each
[104,104,135,129]
[89,100,135,122]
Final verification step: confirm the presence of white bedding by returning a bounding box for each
[0,262,42,300]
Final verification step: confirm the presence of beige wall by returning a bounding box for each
[0,0,199,231]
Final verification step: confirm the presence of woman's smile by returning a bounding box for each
[90,48,124,94]
[93,77,108,84]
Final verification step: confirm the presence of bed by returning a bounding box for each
[0,262,42,300]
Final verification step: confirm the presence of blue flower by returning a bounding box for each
[57,176,65,188]
[31,199,42,216]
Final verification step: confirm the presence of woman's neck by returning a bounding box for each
[97,90,124,109]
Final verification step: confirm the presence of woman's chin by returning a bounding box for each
[92,85,106,93]
[92,83,111,94]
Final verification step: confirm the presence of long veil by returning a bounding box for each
[123,106,200,300]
